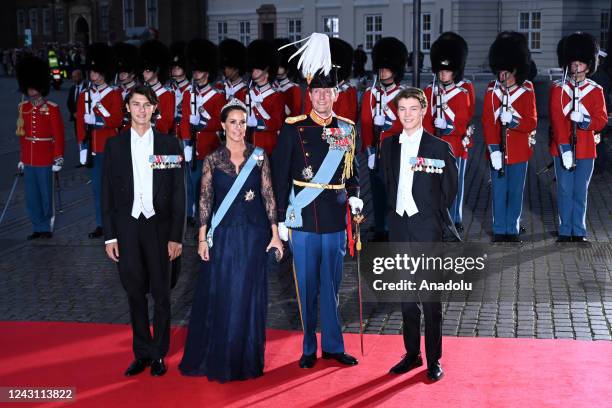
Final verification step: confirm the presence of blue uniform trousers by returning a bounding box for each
[24,165,53,233]
[554,156,594,237]
[369,166,387,233]
[490,161,527,235]
[450,157,466,224]
[186,159,204,219]
[90,153,104,227]
[289,229,346,356]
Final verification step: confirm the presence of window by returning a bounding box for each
[288,19,301,42]
[518,11,541,51]
[601,10,609,51]
[364,15,382,51]
[17,9,25,35]
[124,0,134,29]
[147,0,158,29]
[56,7,64,33]
[42,8,50,35]
[421,13,432,52]
[100,4,109,32]
[239,21,250,46]
[29,9,38,35]
[323,16,339,38]
[217,21,227,43]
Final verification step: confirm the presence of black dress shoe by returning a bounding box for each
[124,359,151,376]
[40,232,53,239]
[427,361,444,381]
[556,235,572,243]
[389,354,423,374]
[492,234,506,243]
[520,225,527,234]
[505,234,522,243]
[299,353,317,369]
[322,351,358,366]
[27,232,42,240]
[150,359,167,376]
[572,236,590,243]
[454,223,464,233]
[88,226,103,238]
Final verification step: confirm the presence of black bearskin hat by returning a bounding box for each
[562,32,599,76]
[219,38,247,75]
[186,38,219,81]
[430,31,468,82]
[247,39,279,78]
[113,42,139,75]
[16,55,50,96]
[169,41,187,71]
[275,38,299,79]
[86,42,116,81]
[139,40,170,83]
[488,31,531,85]
[372,37,408,83]
[330,37,353,83]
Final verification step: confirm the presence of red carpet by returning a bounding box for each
[0,321,610,408]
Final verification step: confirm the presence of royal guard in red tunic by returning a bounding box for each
[76,43,123,238]
[169,41,190,137]
[113,42,139,133]
[217,38,248,103]
[482,32,537,243]
[180,39,225,222]
[424,32,471,233]
[140,40,174,135]
[360,37,407,240]
[304,38,358,123]
[274,38,303,117]
[15,56,65,239]
[549,32,607,243]
[246,39,285,155]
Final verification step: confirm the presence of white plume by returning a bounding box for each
[279,33,332,84]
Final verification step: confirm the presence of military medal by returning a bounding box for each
[302,165,314,181]
[244,190,255,201]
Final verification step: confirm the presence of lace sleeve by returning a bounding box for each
[260,152,277,225]
[198,155,214,228]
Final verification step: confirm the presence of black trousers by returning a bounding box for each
[117,214,171,360]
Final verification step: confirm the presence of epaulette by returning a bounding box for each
[553,79,563,86]
[285,114,307,124]
[46,101,58,107]
[457,86,468,93]
[460,78,472,84]
[586,79,603,90]
[336,115,355,126]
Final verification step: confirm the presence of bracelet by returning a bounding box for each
[198,240,207,243]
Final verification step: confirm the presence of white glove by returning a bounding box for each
[562,151,573,170]
[52,157,64,172]
[184,145,193,162]
[247,113,258,128]
[17,161,24,172]
[373,114,385,127]
[189,114,200,126]
[84,113,97,125]
[490,151,502,170]
[367,154,376,170]
[434,117,447,130]
[79,149,88,165]
[500,110,513,125]
[278,222,289,242]
[570,111,584,123]
[462,136,470,147]
[251,94,264,104]
[348,196,364,214]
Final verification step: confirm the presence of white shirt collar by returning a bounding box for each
[130,127,154,146]
[399,127,423,144]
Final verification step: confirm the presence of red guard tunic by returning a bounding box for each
[482,80,538,164]
[215,79,248,103]
[247,83,285,155]
[304,81,358,123]
[150,81,175,134]
[274,77,302,117]
[118,81,136,133]
[360,83,404,152]
[76,84,123,153]
[19,100,65,166]
[180,84,225,160]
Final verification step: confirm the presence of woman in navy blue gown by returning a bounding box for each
[179,99,283,382]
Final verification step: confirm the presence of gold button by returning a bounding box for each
[305,152,310,157]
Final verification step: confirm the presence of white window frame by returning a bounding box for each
[518,11,542,52]
[288,19,301,42]
[123,0,134,29]
[17,9,25,35]
[55,7,64,34]
[217,21,227,43]
[100,4,110,32]
[239,21,250,46]
[42,8,50,35]
[323,16,339,38]
[29,9,38,35]
[420,13,432,52]
[601,10,609,51]
[147,0,158,29]
[364,14,382,52]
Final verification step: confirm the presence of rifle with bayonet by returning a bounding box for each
[435,80,444,138]
[84,87,94,168]
[570,72,579,171]
[371,79,383,172]
[498,74,509,178]
[189,79,198,171]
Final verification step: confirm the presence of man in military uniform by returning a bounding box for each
[179,39,225,223]
[482,32,537,243]
[217,38,248,102]
[246,39,285,155]
[15,55,65,240]
[113,42,139,133]
[140,40,174,135]
[550,32,607,243]
[304,38,358,123]
[423,32,472,233]
[169,41,190,138]
[360,37,408,241]
[274,38,302,117]
[76,43,124,238]
[272,33,363,369]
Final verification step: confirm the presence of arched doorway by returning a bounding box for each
[74,16,89,45]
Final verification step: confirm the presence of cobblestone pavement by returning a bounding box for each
[1,77,611,342]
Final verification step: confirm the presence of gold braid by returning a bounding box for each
[16,95,26,137]
[342,125,356,181]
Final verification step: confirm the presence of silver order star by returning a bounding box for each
[244,189,255,201]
